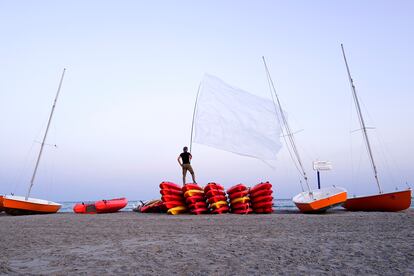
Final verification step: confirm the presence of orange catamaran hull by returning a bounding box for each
[3,195,61,215]
[343,189,411,212]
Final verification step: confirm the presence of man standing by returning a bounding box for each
[177,146,196,185]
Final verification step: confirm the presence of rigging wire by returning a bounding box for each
[262,56,310,191]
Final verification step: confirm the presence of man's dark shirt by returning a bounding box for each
[180,152,192,164]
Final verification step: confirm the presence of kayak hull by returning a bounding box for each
[343,189,411,212]
[3,195,61,215]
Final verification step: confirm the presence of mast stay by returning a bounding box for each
[341,44,382,194]
[26,68,66,200]
[262,57,310,192]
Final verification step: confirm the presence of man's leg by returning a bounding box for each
[182,166,187,185]
[188,165,196,183]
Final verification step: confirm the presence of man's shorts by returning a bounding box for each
[182,164,194,176]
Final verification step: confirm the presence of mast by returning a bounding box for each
[341,44,382,194]
[262,57,311,192]
[189,82,201,152]
[26,68,66,200]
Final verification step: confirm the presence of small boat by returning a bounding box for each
[4,69,66,215]
[262,57,347,213]
[340,44,411,212]
[3,195,61,215]
[293,187,347,213]
[73,198,128,214]
[133,199,164,213]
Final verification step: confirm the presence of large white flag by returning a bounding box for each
[193,74,282,160]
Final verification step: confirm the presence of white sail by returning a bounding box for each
[193,74,282,161]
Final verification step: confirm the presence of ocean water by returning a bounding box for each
[59,199,297,213]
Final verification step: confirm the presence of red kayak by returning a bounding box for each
[251,195,273,204]
[231,202,251,211]
[211,205,229,214]
[250,182,272,194]
[163,201,186,209]
[74,198,128,214]
[191,207,208,215]
[204,183,224,192]
[161,195,184,202]
[228,190,249,200]
[160,189,183,196]
[185,195,205,204]
[206,189,226,198]
[182,183,203,192]
[189,201,207,210]
[207,195,227,204]
[252,201,273,209]
[232,208,253,214]
[159,182,182,191]
[227,184,247,195]
[250,189,273,198]
[254,207,273,214]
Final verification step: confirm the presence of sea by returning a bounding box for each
[58,199,297,213]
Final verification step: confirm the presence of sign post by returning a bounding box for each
[313,161,332,189]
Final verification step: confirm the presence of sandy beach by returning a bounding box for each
[0,210,413,275]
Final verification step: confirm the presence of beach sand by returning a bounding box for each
[0,210,413,275]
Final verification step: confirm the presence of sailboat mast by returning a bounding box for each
[262,57,310,192]
[341,44,382,194]
[26,68,66,200]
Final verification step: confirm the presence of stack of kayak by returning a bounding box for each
[183,183,208,215]
[250,182,274,214]
[160,182,187,215]
[73,197,128,214]
[227,184,252,214]
[135,199,165,213]
[204,182,229,214]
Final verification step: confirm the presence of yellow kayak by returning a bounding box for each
[210,200,228,209]
[167,206,187,215]
[184,189,204,198]
[230,196,250,205]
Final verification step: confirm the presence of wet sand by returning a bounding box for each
[0,210,413,275]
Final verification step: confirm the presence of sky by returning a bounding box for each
[0,0,413,201]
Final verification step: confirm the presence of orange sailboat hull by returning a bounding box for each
[293,187,347,213]
[0,195,4,212]
[3,195,61,215]
[343,189,411,212]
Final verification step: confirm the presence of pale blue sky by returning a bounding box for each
[0,1,413,201]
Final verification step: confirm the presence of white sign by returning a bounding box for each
[313,161,332,171]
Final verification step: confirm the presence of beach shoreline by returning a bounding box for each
[1,210,413,275]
